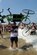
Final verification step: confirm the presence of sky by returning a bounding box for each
[0,0,37,23]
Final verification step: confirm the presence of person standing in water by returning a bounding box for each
[30,23,36,35]
[0,24,3,38]
[18,22,25,39]
[10,29,18,50]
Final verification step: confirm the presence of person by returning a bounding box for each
[10,29,18,50]
[30,23,36,35]
[0,25,3,38]
[18,22,32,43]
[18,22,25,39]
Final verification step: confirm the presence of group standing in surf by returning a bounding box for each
[0,22,37,50]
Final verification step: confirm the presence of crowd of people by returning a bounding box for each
[0,22,37,50]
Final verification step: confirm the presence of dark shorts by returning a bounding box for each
[10,37,18,43]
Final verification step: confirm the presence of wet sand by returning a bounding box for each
[0,38,37,55]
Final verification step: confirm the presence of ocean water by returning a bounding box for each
[18,28,37,51]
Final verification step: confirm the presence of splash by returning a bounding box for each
[18,28,37,51]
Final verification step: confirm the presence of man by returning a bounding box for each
[0,24,3,38]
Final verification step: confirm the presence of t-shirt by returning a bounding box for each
[18,28,26,39]
[18,27,30,39]
[10,32,18,37]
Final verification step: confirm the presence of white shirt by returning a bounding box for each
[10,32,18,37]
[18,28,25,38]
[18,27,30,39]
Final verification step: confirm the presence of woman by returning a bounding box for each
[10,29,18,50]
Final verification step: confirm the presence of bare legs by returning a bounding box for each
[11,41,18,48]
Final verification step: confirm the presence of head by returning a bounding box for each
[32,22,35,26]
[18,22,25,29]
